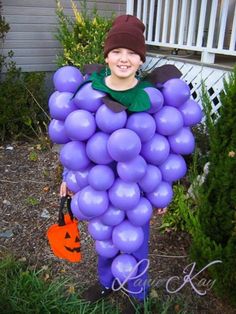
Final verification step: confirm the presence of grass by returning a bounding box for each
[0,254,191,314]
[0,255,118,314]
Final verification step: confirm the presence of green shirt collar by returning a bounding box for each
[89,69,154,112]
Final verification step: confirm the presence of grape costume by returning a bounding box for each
[48,63,202,300]
[81,68,157,300]
[48,14,202,302]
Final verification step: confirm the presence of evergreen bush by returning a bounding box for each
[190,67,236,306]
[161,68,236,307]
[55,0,114,70]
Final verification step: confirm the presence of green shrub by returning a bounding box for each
[0,13,10,72]
[160,69,236,307]
[160,142,205,234]
[189,68,236,306]
[55,0,114,70]
[0,15,10,39]
[0,19,49,142]
[0,65,49,141]
[160,183,190,232]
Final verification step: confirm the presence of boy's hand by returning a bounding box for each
[59,182,74,197]
[156,207,167,215]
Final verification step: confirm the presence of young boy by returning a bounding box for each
[60,14,168,313]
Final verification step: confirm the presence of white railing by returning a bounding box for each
[126,0,236,63]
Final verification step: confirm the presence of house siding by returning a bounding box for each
[1,0,126,72]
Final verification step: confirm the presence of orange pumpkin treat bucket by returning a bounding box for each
[47,196,81,263]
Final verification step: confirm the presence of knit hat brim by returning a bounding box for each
[104,15,146,62]
[104,33,146,62]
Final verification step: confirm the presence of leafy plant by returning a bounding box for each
[55,0,114,70]
[0,68,49,141]
[0,11,10,70]
[26,196,40,206]
[160,183,190,232]
[0,17,50,142]
[189,68,236,306]
[0,14,10,39]
[28,150,38,162]
[160,69,236,307]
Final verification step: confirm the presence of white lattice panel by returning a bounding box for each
[143,54,232,120]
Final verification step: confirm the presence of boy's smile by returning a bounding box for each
[105,48,143,90]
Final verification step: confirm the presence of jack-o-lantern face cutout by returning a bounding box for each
[47,214,81,263]
[64,231,81,253]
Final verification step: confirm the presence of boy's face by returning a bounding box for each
[105,48,143,80]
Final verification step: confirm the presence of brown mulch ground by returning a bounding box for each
[0,141,235,314]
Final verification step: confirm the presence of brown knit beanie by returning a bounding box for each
[104,15,146,62]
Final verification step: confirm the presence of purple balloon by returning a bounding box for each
[146,181,173,208]
[109,179,140,211]
[88,165,115,191]
[111,254,138,282]
[168,127,195,155]
[144,87,164,113]
[138,164,162,193]
[95,239,119,258]
[75,164,93,189]
[71,191,92,221]
[95,104,127,133]
[117,155,147,182]
[126,112,156,142]
[179,99,203,126]
[53,66,84,93]
[162,78,190,107]
[155,106,184,136]
[64,110,96,141]
[48,119,70,144]
[48,91,77,121]
[141,133,170,165]
[100,205,125,226]
[78,186,109,217]
[126,197,153,226]
[112,220,144,253]
[74,82,106,112]
[88,217,113,240]
[107,129,141,162]
[65,170,80,193]
[60,141,90,171]
[159,154,187,182]
[86,132,113,164]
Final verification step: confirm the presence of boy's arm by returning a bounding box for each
[60,168,69,197]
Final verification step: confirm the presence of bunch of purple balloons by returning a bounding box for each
[48,65,202,281]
